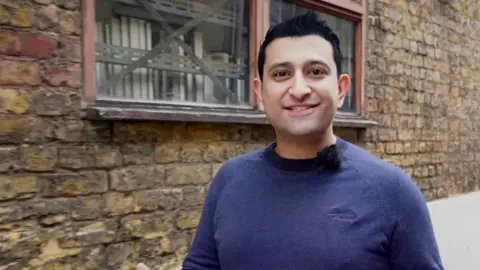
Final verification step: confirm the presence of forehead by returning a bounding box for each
[264,35,334,67]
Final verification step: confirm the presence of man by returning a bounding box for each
[137,11,444,270]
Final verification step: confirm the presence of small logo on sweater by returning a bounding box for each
[328,207,357,221]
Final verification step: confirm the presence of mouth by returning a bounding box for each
[283,104,320,116]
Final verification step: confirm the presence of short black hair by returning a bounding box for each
[257,11,343,81]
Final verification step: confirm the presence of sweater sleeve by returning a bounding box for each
[387,167,444,270]
[181,162,230,270]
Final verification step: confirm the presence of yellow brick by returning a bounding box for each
[12,6,32,27]
[0,175,38,201]
[0,89,32,114]
[20,146,57,171]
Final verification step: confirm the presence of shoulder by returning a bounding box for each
[342,141,427,220]
[342,141,401,179]
[216,145,268,175]
[209,145,268,190]
[343,140,420,193]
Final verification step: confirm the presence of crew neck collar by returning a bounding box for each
[263,137,348,171]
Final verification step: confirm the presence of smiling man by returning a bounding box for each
[137,11,444,270]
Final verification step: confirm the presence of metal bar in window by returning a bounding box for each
[235,0,245,103]
[145,19,154,100]
[95,43,243,78]
[101,0,229,95]
[193,31,204,102]
[110,17,125,97]
[121,16,132,98]
[116,0,241,29]
[136,0,236,103]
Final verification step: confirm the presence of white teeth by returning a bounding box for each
[292,107,308,111]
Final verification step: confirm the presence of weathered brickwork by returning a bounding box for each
[364,0,480,201]
[0,0,478,269]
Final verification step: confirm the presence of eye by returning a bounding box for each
[308,68,327,77]
[272,70,291,78]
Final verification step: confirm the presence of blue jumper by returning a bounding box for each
[182,138,444,270]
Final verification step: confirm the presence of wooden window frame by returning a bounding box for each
[82,0,376,127]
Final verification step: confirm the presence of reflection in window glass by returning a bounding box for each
[94,0,250,105]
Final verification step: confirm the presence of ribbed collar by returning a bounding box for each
[263,137,348,171]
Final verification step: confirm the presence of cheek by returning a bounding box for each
[262,95,279,113]
[312,81,338,102]
[263,83,288,104]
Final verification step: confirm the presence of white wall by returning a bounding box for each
[428,190,480,270]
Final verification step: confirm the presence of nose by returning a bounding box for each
[289,73,311,100]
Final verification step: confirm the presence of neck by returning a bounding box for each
[275,127,337,159]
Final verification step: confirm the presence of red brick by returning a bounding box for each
[19,35,56,59]
[0,32,55,59]
[41,63,81,88]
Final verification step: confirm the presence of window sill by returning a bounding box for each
[84,101,378,128]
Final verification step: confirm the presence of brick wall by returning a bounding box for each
[364,0,480,201]
[0,0,478,269]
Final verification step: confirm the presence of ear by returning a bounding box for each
[253,78,265,111]
[336,74,351,109]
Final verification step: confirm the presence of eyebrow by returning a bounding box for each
[268,60,330,72]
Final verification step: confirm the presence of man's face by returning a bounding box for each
[254,35,351,139]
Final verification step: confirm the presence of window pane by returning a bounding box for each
[94,0,250,105]
[270,0,356,111]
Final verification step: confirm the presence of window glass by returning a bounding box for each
[95,0,250,105]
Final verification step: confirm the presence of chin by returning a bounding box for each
[268,112,332,138]
[289,129,323,138]
[283,124,327,138]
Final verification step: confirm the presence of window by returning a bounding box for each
[95,0,250,105]
[83,0,369,125]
